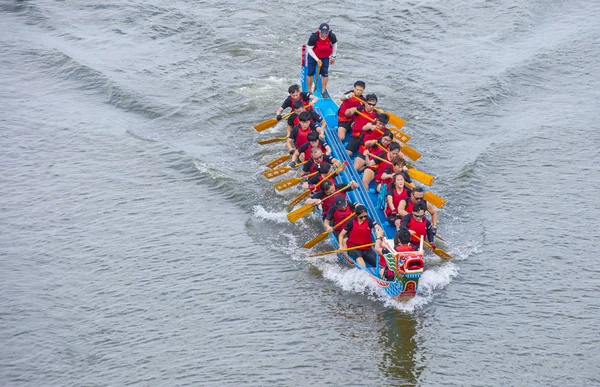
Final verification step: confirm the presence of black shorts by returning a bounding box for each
[338,121,353,131]
[346,136,362,153]
[348,248,377,267]
[387,213,399,226]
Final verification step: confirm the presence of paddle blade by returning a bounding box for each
[288,189,310,208]
[434,248,453,259]
[274,177,303,192]
[303,231,329,249]
[254,117,278,132]
[258,137,287,145]
[401,145,421,161]
[287,204,314,223]
[407,168,434,186]
[266,154,290,169]
[386,113,406,129]
[389,127,411,143]
[263,166,291,179]
[424,192,446,209]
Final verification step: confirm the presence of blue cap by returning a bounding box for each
[319,23,330,34]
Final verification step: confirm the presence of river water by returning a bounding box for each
[1,1,599,386]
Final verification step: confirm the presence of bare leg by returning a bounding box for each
[362,169,375,190]
[321,76,328,94]
[338,126,347,141]
[356,257,366,268]
[307,76,314,92]
[354,157,366,171]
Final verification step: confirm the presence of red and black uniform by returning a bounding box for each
[297,139,329,160]
[337,90,363,131]
[302,153,335,174]
[402,198,429,215]
[325,202,356,233]
[343,217,378,267]
[289,122,319,149]
[386,187,411,217]
[310,32,334,59]
[280,92,313,111]
[379,167,411,187]
[287,109,322,128]
[359,125,386,154]
[306,174,336,192]
[400,214,435,248]
[309,184,354,217]
[349,106,377,138]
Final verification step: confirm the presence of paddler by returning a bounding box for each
[338,205,385,269]
[385,172,411,229]
[301,147,340,176]
[353,129,393,172]
[290,131,331,165]
[306,23,338,97]
[275,84,318,120]
[286,111,323,154]
[337,81,366,140]
[400,202,436,251]
[362,142,403,190]
[344,93,379,156]
[397,186,438,234]
[324,195,356,236]
[304,180,359,219]
[286,100,327,137]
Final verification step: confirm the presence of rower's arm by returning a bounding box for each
[427,203,438,228]
[338,229,348,249]
[397,199,409,217]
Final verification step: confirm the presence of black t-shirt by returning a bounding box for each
[287,109,323,127]
[281,92,313,110]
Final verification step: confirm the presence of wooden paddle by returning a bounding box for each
[303,213,355,248]
[308,242,376,257]
[266,153,290,169]
[369,151,435,187]
[288,162,347,208]
[263,160,307,179]
[288,183,352,223]
[313,62,322,93]
[274,171,318,192]
[355,110,420,161]
[404,182,446,209]
[253,110,294,132]
[258,137,287,145]
[353,96,406,129]
[423,240,452,259]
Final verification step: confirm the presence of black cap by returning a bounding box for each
[319,23,330,34]
[334,195,347,208]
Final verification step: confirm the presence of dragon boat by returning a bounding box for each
[257,46,450,301]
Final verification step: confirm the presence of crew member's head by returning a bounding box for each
[288,84,301,99]
[389,142,401,158]
[394,227,411,247]
[392,172,405,189]
[299,111,311,130]
[364,94,378,112]
[412,201,427,221]
[293,100,305,114]
[310,147,324,163]
[334,194,348,210]
[353,81,366,96]
[355,204,368,221]
[318,23,330,38]
[411,186,425,203]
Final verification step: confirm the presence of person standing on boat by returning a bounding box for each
[276,84,318,120]
[304,180,358,219]
[400,201,436,250]
[301,147,340,176]
[397,186,438,233]
[306,23,338,97]
[286,111,323,153]
[324,195,356,235]
[286,100,327,137]
[337,81,366,140]
[290,131,331,165]
[385,172,411,229]
[339,205,384,269]
[344,94,378,156]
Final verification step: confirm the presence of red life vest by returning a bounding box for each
[374,156,394,182]
[313,31,333,58]
[347,218,373,249]
[406,217,427,244]
[294,126,313,149]
[321,192,336,215]
[385,187,409,216]
[332,205,353,232]
[350,106,377,137]
[404,199,428,215]
[362,125,385,145]
[338,96,362,122]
